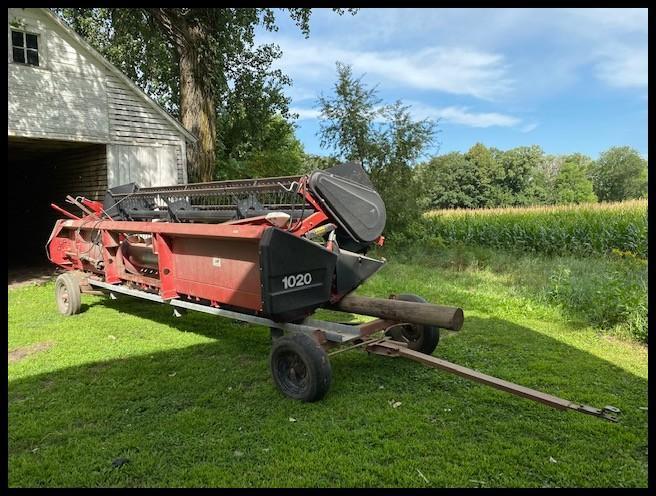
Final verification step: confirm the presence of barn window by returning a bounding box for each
[11,30,39,67]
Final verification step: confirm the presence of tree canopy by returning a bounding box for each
[590,146,648,202]
[417,144,610,210]
[53,10,647,211]
[56,8,356,182]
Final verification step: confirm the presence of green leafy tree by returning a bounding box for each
[524,154,563,205]
[218,115,306,180]
[369,101,437,231]
[497,145,545,205]
[317,62,381,168]
[562,152,594,173]
[317,63,438,233]
[418,152,488,209]
[56,8,356,182]
[591,146,648,201]
[301,154,341,172]
[524,152,594,205]
[464,143,508,206]
[553,161,597,204]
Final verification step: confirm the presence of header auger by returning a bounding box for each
[47,161,617,421]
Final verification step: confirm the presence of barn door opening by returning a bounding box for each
[8,137,107,279]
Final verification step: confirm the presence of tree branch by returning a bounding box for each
[145,8,189,48]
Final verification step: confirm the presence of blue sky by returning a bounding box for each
[255,8,648,160]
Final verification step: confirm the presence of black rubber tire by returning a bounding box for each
[386,293,440,355]
[270,327,284,341]
[270,333,332,402]
[55,273,82,316]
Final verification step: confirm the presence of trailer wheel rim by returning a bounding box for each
[57,283,70,313]
[386,323,423,345]
[275,350,309,395]
[399,324,422,344]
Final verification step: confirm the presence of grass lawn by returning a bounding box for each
[8,249,648,487]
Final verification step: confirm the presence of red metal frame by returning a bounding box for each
[48,217,271,310]
[46,176,342,314]
[47,173,382,312]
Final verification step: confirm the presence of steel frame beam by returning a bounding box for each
[88,279,364,344]
[365,340,619,422]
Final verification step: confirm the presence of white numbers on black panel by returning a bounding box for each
[282,273,312,290]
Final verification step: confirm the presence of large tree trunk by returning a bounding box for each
[178,43,216,183]
[146,9,217,183]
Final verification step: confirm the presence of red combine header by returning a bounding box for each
[46,162,618,420]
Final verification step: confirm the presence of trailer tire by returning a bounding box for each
[55,273,82,316]
[270,333,332,402]
[386,293,440,355]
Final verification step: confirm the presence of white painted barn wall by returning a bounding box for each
[8,8,191,188]
[105,73,188,187]
[7,9,109,143]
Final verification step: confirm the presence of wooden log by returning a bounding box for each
[330,294,464,331]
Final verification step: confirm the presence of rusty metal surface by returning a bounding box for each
[55,218,269,240]
[366,340,618,422]
[356,318,395,338]
[328,336,390,356]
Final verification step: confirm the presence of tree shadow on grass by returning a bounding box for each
[8,307,648,487]
[73,294,647,406]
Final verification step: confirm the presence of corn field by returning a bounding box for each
[424,200,648,257]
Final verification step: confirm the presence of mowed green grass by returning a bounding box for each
[8,253,648,487]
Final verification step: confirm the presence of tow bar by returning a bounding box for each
[365,338,620,422]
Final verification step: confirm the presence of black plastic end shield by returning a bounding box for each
[308,162,386,244]
[260,228,338,321]
[335,250,385,296]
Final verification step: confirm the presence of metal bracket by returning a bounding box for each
[567,404,620,422]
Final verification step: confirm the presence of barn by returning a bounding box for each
[8,7,196,272]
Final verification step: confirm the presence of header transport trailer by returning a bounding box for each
[47,161,618,420]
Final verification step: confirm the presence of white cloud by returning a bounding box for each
[267,37,513,101]
[520,122,539,133]
[290,102,522,129]
[286,86,318,103]
[409,104,521,128]
[594,45,648,89]
[266,8,647,99]
[289,107,322,120]
[558,8,647,35]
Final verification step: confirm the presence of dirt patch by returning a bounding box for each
[8,342,55,364]
[8,265,60,289]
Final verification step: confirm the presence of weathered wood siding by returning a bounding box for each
[50,144,107,201]
[8,8,109,143]
[106,73,187,186]
[107,144,178,188]
[8,8,189,188]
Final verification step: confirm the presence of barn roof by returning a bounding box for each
[43,8,197,144]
